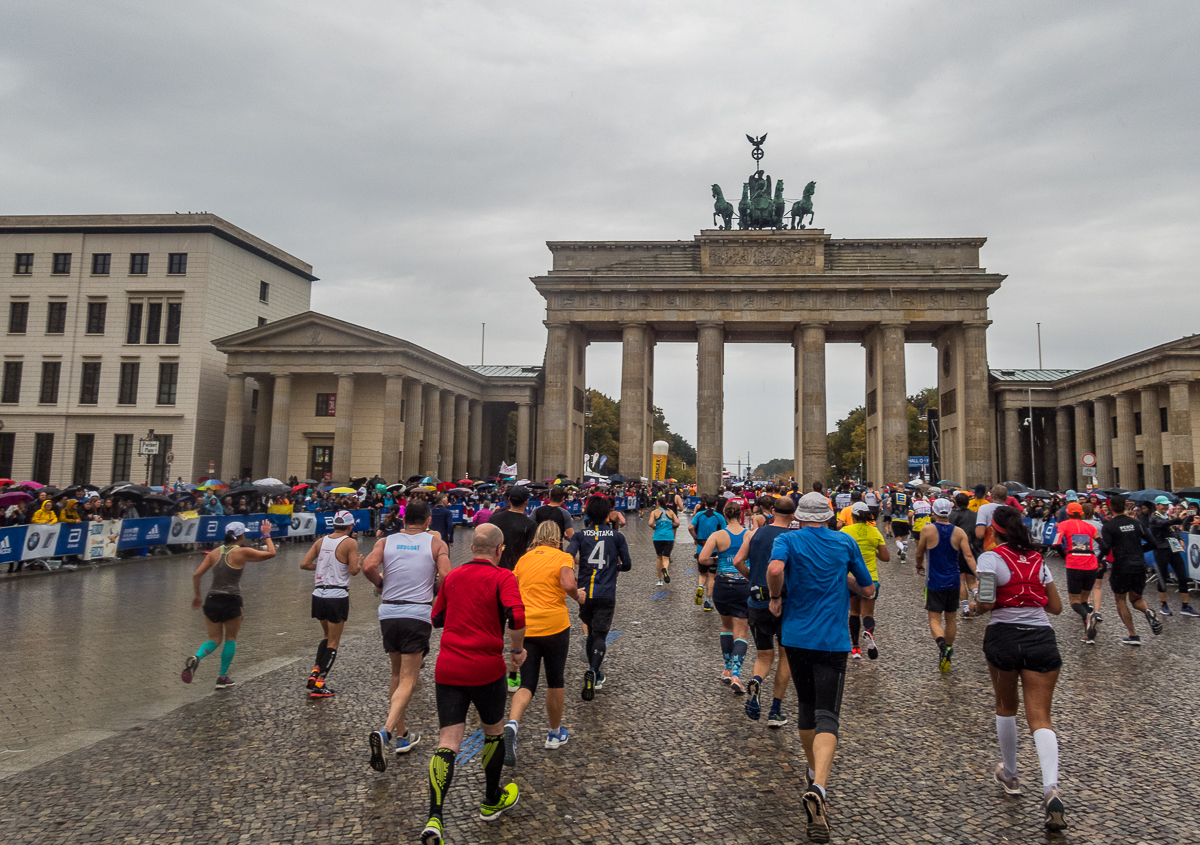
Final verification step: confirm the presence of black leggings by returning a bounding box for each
[579,598,615,672]
[520,628,570,694]
[1154,548,1191,595]
[784,646,848,737]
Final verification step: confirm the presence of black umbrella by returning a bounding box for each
[1098,487,1128,495]
[225,484,260,497]
[1175,487,1200,498]
[1001,481,1030,493]
[1028,489,1054,500]
[112,484,154,497]
[1126,489,1179,504]
[101,481,133,496]
[608,474,629,483]
[143,493,175,505]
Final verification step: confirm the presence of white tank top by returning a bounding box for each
[378,531,437,623]
[312,534,353,596]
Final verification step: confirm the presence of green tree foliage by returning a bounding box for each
[584,389,696,481]
[753,457,795,480]
[827,406,867,481]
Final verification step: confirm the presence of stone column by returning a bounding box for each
[251,376,273,480]
[541,322,572,478]
[1092,396,1114,488]
[793,324,828,489]
[1042,410,1058,491]
[1114,392,1138,489]
[331,373,355,482]
[468,399,483,478]
[879,322,907,486]
[1074,402,1093,489]
[516,399,532,477]
[454,395,470,480]
[267,373,292,480]
[221,373,246,482]
[1140,387,1164,489]
[381,374,405,481]
[401,379,423,480]
[961,321,992,484]
[1169,381,1194,489]
[1004,406,1021,481]
[619,322,649,479]
[644,336,656,476]
[1056,406,1073,492]
[438,391,456,480]
[421,385,442,477]
[696,321,725,493]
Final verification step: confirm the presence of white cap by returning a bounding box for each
[332,510,355,527]
[795,491,834,523]
[851,502,872,516]
[226,521,247,538]
[932,498,953,516]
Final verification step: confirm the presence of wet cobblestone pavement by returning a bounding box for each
[2,516,1199,844]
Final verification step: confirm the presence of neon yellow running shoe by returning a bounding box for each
[420,816,444,844]
[480,782,520,822]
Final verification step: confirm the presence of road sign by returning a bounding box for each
[1081,452,1097,467]
[165,451,174,465]
[139,439,159,456]
[1082,466,1097,477]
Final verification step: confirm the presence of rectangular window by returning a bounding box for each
[941,389,957,416]
[112,434,133,482]
[150,434,173,486]
[117,361,140,405]
[79,361,101,404]
[316,392,337,416]
[167,253,187,274]
[39,361,61,404]
[8,300,28,333]
[259,280,270,303]
[145,302,162,344]
[46,301,67,334]
[2,361,22,403]
[866,389,878,416]
[1111,416,1118,439]
[257,316,267,327]
[165,302,181,344]
[32,433,54,485]
[92,253,111,275]
[311,445,333,480]
[1134,411,1142,436]
[129,253,149,274]
[14,253,33,274]
[251,388,259,411]
[0,432,13,479]
[1164,465,1172,491]
[72,433,95,486]
[52,253,72,274]
[86,301,107,334]
[1161,406,1169,433]
[157,362,179,405]
[126,302,143,343]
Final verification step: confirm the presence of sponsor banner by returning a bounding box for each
[288,513,318,537]
[55,523,88,557]
[449,504,465,524]
[315,510,371,535]
[686,496,701,510]
[566,500,582,516]
[169,515,202,545]
[196,515,234,544]
[0,526,27,564]
[85,520,122,560]
[118,517,172,549]
[23,523,63,560]
[1187,534,1200,581]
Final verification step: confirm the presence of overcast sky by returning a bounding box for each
[3,1,1198,470]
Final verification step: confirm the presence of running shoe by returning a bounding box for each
[744,679,761,720]
[215,675,235,690]
[506,674,520,693]
[1093,612,1104,623]
[662,568,671,584]
[1081,637,1095,645]
[582,669,596,701]
[850,647,862,659]
[420,816,444,844]
[767,710,789,728]
[368,730,389,772]
[396,731,421,754]
[695,586,704,605]
[503,720,518,767]
[994,763,1021,795]
[306,667,321,690]
[1043,786,1067,831]
[480,783,520,822]
[1121,635,1142,646]
[1145,608,1164,635]
[730,676,745,695]
[703,599,714,612]
[1160,603,1174,616]
[544,727,569,749]
[721,669,733,685]
[181,655,198,684]
[802,788,831,843]
[309,683,335,698]
[938,644,953,674]
[1181,604,1200,618]
[594,671,605,690]
[863,630,879,660]
[1085,611,1098,642]
[656,579,664,587]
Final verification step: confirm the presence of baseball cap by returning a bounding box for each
[1066,502,1084,516]
[508,485,530,505]
[1154,495,1172,506]
[226,521,247,538]
[332,509,355,527]
[1065,490,1078,502]
[851,501,872,516]
[973,484,987,496]
[932,498,953,516]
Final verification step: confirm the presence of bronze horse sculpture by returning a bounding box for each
[789,181,816,229]
[711,185,734,230]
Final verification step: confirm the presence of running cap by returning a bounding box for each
[226,521,247,538]
[932,498,953,516]
[332,509,355,527]
[1066,502,1084,516]
[851,502,872,516]
[973,484,987,496]
[1154,495,1172,506]
[1065,490,1078,501]
[795,491,833,523]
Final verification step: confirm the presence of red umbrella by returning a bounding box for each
[436,481,458,491]
[292,483,309,492]
[0,478,14,486]
[456,479,474,487]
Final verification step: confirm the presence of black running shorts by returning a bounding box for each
[924,587,959,613]
[784,646,848,737]
[983,622,1062,674]
[712,579,750,618]
[1110,565,1147,596]
[653,540,675,556]
[203,593,243,623]
[579,598,615,637]
[435,675,507,728]
[519,627,570,694]
[1065,567,1100,596]
[311,594,350,623]
[748,606,783,651]
[696,560,717,575]
[380,617,432,655]
[892,521,910,539]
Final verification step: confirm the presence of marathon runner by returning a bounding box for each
[298,510,361,698]
[649,496,679,586]
[914,498,976,673]
[1097,494,1163,645]
[975,485,1010,553]
[1052,501,1103,644]
[862,483,880,520]
[689,495,728,612]
[841,502,888,660]
[889,485,911,560]
[568,495,632,701]
[949,492,980,618]
[698,500,750,693]
[910,492,932,535]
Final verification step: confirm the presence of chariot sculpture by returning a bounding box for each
[710,135,817,230]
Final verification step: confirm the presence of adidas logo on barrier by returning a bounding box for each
[0,537,9,555]
[145,526,161,540]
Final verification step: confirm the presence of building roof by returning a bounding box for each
[468,365,543,378]
[989,368,1082,382]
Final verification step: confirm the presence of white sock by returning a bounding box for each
[996,716,1018,776]
[1033,728,1059,794]
[808,766,817,783]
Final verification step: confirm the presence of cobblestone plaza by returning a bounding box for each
[2,517,1197,844]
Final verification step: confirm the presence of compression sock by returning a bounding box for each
[863,615,876,635]
[320,647,338,678]
[481,734,504,805]
[195,641,218,662]
[772,698,783,713]
[219,641,237,675]
[720,631,734,671]
[428,747,456,819]
[590,639,607,672]
[849,615,861,647]
[1033,728,1059,795]
[1071,602,1089,622]
[935,636,946,649]
[996,715,1018,777]
[314,639,328,674]
[731,639,748,675]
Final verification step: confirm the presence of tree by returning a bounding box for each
[827,406,867,481]
[753,457,794,480]
[584,389,621,472]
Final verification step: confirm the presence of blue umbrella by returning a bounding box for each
[1125,489,1179,504]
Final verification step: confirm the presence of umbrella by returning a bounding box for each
[420,476,441,486]
[329,486,357,495]
[0,491,32,507]
[253,477,285,487]
[1174,487,1200,498]
[255,484,292,497]
[292,483,309,492]
[112,484,154,497]
[936,480,962,489]
[436,481,457,491]
[456,479,474,487]
[143,493,175,505]
[0,478,13,486]
[1126,489,1179,504]
[608,474,629,483]
[385,483,407,492]
[301,478,319,485]
[17,480,45,489]
[1001,481,1030,493]
[225,484,260,497]
[1028,489,1054,500]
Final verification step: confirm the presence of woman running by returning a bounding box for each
[974,506,1067,832]
[181,520,276,690]
[698,500,750,693]
[649,496,679,586]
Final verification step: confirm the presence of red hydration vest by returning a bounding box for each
[992,545,1049,610]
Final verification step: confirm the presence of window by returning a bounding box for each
[251,388,258,411]
[1164,465,1172,491]
[2,361,22,403]
[316,393,337,416]
[157,362,179,405]
[0,432,12,479]
[259,280,270,303]
[1134,411,1142,436]
[46,301,67,334]
[145,302,162,344]
[92,253,111,275]
[1161,406,1169,433]
[52,253,72,274]
[72,433,95,486]
[112,434,133,482]
[866,389,878,416]
[165,302,181,344]
[126,302,143,343]
[8,300,28,333]
[32,433,54,485]
[1111,416,1118,438]
[149,434,173,486]
[311,445,333,480]
[39,361,61,404]
[129,253,149,274]
[117,361,139,405]
[167,253,187,274]
[86,301,107,334]
[941,389,957,416]
[79,361,101,404]
[14,253,33,274]
[257,317,267,327]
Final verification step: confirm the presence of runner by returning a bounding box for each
[862,482,880,520]
[532,486,574,542]
[698,500,750,693]
[568,494,632,700]
[181,520,276,690]
[751,493,774,529]
[974,506,1067,832]
[364,498,451,769]
[298,510,361,698]
[835,490,864,530]
[910,492,932,535]
[949,492,980,618]
[889,485,911,560]
[975,484,1011,553]
[1052,501,1103,644]
[689,494,728,612]
[490,485,537,692]
[914,498,976,673]
[767,492,875,843]
[418,524,524,845]
[841,502,889,660]
[1097,495,1163,645]
[649,495,679,586]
